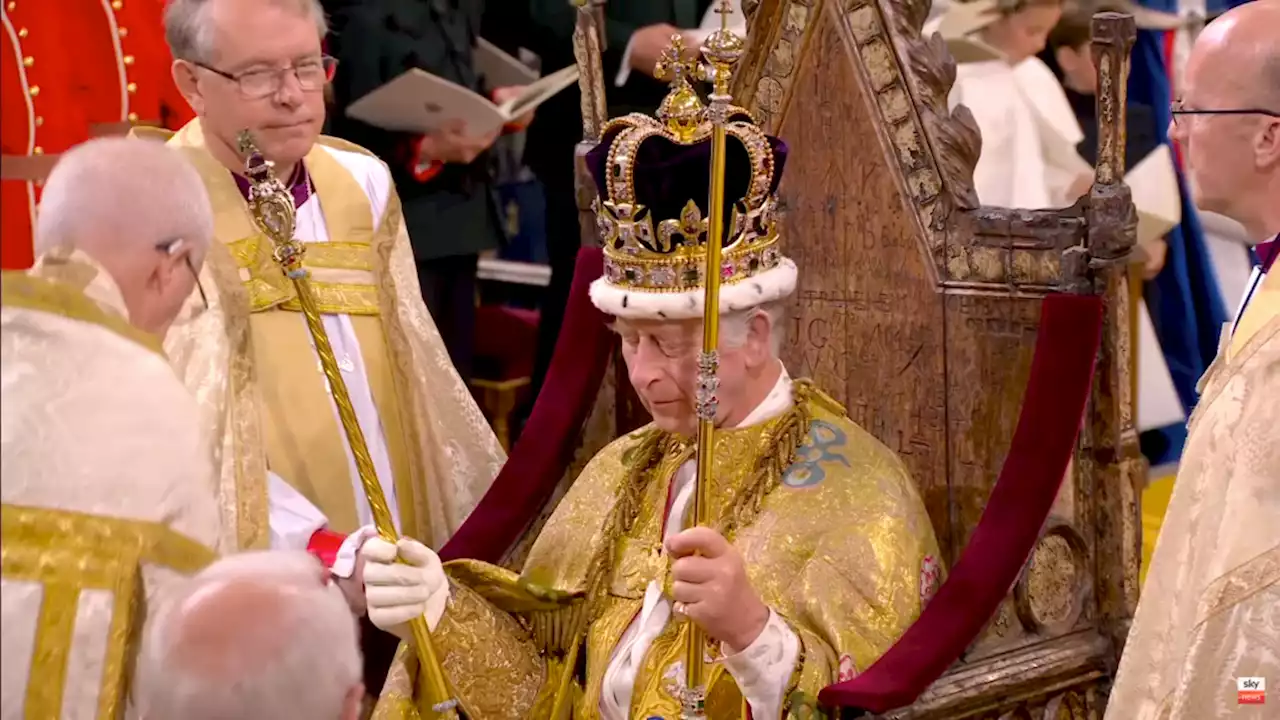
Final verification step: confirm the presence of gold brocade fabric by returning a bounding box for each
[1106,272,1280,720]
[1,254,164,358]
[2,256,221,717]
[373,382,942,719]
[1,505,216,720]
[132,121,506,550]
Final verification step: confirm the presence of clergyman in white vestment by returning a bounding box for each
[1106,4,1280,717]
[139,0,506,575]
[1,138,222,718]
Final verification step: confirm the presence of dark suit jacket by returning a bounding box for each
[326,0,505,262]
[520,0,713,187]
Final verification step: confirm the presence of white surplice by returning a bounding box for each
[947,56,1089,209]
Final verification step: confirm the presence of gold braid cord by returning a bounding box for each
[235,132,461,719]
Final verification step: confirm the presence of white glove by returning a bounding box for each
[361,536,450,639]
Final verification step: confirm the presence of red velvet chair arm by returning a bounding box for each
[819,294,1105,714]
[440,248,612,562]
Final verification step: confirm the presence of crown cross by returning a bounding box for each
[655,35,704,87]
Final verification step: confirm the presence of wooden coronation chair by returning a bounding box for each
[444,3,1144,718]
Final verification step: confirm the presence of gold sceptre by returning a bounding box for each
[682,4,745,719]
[236,131,462,720]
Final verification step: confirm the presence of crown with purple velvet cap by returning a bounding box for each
[586,35,795,320]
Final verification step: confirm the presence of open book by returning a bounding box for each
[474,38,539,89]
[345,63,578,137]
[1127,144,1182,248]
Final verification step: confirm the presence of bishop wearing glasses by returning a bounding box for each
[132,0,504,619]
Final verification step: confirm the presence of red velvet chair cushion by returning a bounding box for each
[473,305,540,381]
[819,293,1105,714]
[442,248,612,562]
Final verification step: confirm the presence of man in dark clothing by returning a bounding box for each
[327,0,525,384]
[520,0,714,413]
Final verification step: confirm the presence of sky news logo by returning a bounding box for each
[1238,677,1265,705]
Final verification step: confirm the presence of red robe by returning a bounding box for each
[0,0,192,270]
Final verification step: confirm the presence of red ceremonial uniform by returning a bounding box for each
[0,0,192,270]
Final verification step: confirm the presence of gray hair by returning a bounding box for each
[614,301,787,356]
[720,301,787,356]
[164,0,329,63]
[135,551,362,720]
[35,137,213,262]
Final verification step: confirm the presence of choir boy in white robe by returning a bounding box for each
[928,0,1093,208]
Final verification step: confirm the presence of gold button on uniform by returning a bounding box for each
[35,116,43,126]
[28,85,38,97]
[6,3,15,12]
[127,112,139,123]
[118,27,128,38]
[112,0,122,8]
[126,82,137,93]
[18,27,27,38]
[23,56,33,67]
[124,55,135,65]
[33,147,43,155]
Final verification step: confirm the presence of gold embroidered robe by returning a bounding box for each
[373,382,942,719]
[1,253,219,718]
[130,121,506,551]
[1106,270,1280,719]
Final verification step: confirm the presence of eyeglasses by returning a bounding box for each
[156,239,209,310]
[1170,100,1280,126]
[194,56,337,100]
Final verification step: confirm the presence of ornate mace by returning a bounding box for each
[682,4,746,719]
[237,131,462,719]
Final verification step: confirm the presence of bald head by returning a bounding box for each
[136,552,363,720]
[1190,0,1280,109]
[35,137,214,337]
[1173,0,1280,241]
[35,137,212,263]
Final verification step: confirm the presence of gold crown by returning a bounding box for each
[591,35,784,294]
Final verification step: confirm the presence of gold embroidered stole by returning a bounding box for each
[1,266,164,358]
[1,504,215,719]
[171,130,419,537]
[1192,271,1280,434]
[1229,269,1278,360]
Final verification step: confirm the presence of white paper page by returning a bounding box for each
[1127,144,1182,247]
[1137,302,1186,431]
[345,69,505,135]
[497,65,580,119]
[475,38,539,88]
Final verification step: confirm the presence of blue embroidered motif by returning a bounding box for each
[782,420,850,488]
